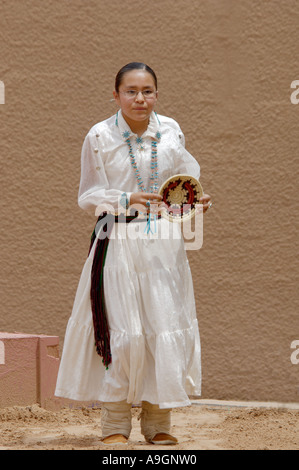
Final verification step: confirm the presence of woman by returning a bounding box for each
[55,62,211,445]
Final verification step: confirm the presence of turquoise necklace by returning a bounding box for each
[116,112,161,234]
[122,131,160,194]
[115,111,161,194]
[123,132,160,235]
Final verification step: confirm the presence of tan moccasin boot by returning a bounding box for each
[151,433,178,445]
[102,434,128,445]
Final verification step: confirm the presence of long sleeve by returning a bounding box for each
[171,124,200,180]
[173,143,201,180]
[78,132,131,214]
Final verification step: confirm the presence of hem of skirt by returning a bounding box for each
[156,399,192,409]
[54,389,106,403]
[139,393,202,409]
[54,389,201,409]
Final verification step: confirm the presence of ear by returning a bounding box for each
[113,90,120,106]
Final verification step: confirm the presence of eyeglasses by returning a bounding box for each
[119,90,157,100]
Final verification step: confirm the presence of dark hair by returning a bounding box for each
[115,62,158,92]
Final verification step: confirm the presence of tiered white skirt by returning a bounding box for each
[55,218,201,409]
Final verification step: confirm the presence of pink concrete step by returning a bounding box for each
[0,332,60,409]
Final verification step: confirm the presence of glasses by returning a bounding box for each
[120,90,157,100]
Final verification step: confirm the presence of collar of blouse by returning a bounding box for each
[116,109,161,141]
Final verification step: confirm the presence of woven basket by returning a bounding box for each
[158,174,203,222]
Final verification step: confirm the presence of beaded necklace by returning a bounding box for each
[116,111,161,194]
[122,131,160,194]
[116,112,161,234]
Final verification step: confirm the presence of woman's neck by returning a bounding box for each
[122,114,149,137]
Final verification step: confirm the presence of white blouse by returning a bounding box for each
[78,110,201,214]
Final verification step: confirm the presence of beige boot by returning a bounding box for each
[140,401,178,445]
[101,400,132,442]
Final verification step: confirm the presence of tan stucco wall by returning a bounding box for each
[1,0,298,403]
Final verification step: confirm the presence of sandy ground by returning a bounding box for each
[0,402,298,451]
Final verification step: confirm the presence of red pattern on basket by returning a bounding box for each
[162,178,199,217]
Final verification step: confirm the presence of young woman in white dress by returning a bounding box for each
[55,62,211,445]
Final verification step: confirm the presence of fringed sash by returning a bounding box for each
[89,213,115,369]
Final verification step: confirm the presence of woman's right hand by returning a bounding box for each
[129,192,163,209]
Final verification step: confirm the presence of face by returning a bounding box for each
[113,69,158,126]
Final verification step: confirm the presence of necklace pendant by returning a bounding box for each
[136,136,144,151]
[122,131,131,139]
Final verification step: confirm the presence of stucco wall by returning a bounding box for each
[0,0,298,403]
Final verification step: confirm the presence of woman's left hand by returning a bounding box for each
[199,194,212,213]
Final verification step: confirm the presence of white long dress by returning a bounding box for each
[55,110,202,409]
